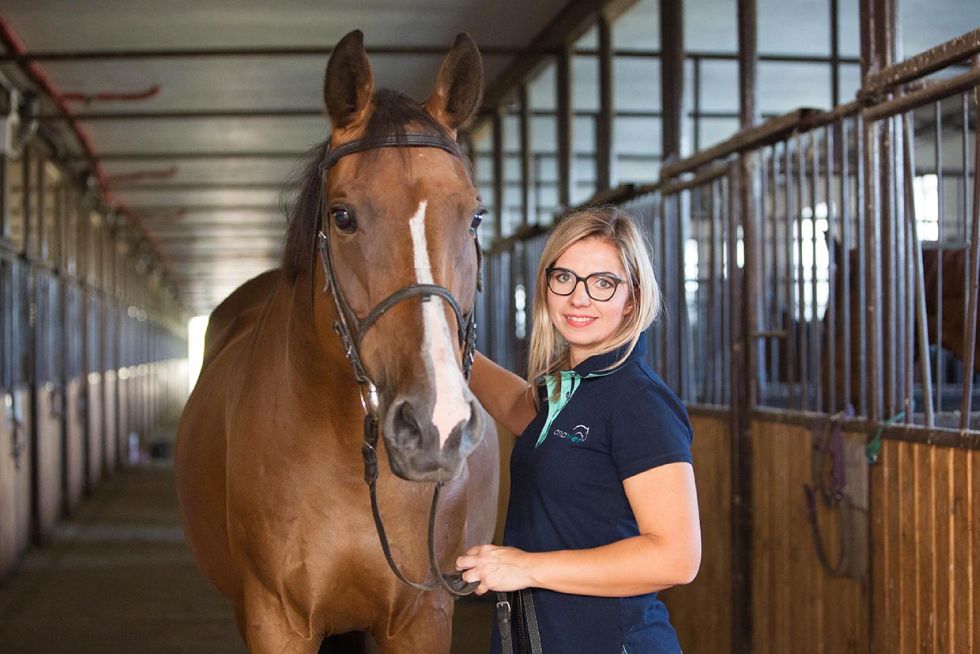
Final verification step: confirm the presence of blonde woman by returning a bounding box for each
[457,207,701,654]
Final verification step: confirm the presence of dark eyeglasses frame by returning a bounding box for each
[545,266,626,302]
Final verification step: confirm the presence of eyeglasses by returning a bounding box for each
[545,267,625,302]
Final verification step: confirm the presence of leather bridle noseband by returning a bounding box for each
[316,132,482,596]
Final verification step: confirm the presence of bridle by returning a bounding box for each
[315,132,482,596]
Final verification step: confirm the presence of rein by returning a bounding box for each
[316,132,481,596]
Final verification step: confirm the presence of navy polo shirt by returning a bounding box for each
[491,336,693,654]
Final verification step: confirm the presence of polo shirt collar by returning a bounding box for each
[570,335,646,377]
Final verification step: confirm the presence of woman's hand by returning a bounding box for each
[455,544,536,595]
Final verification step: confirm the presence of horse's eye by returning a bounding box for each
[470,208,485,232]
[331,207,356,233]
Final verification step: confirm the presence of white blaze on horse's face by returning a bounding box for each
[408,199,474,448]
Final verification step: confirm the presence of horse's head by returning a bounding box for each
[314,30,486,482]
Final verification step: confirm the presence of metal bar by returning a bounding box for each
[557,48,573,210]
[519,84,533,228]
[765,145,779,396]
[959,86,980,428]
[492,110,505,241]
[596,14,614,192]
[795,132,809,409]
[661,108,817,178]
[693,57,702,153]
[903,113,935,427]
[855,116,868,416]
[862,28,980,98]
[660,162,728,195]
[830,0,841,107]
[864,65,980,122]
[825,123,838,413]
[865,114,884,422]
[809,130,821,410]
[783,140,799,406]
[837,116,851,412]
[661,0,685,162]
[712,179,723,403]
[934,101,944,413]
[747,405,980,450]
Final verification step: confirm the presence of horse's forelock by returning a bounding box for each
[281,89,460,283]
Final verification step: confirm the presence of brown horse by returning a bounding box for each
[823,242,980,412]
[175,30,499,653]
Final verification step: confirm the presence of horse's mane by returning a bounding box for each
[281,89,453,282]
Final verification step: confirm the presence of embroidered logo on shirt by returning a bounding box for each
[553,424,591,443]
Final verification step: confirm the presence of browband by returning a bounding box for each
[319,134,463,172]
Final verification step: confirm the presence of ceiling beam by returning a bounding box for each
[479,0,636,112]
[71,151,310,162]
[0,44,533,63]
[111,182,300,192]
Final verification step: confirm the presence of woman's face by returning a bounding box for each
[546,236,633,367]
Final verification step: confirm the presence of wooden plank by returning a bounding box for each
[886,440,904,653]
[871,438,887,652]
[793,423,817,653]
[752,420,772,654]
[934,447,951,654]
[953,449,976,651]
[957,452,980,652]
[823,431,868,654]
[899,442,917,653]
[916,442,933,651]
[773,423,792,654]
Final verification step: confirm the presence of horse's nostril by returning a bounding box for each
[391,401,423,448]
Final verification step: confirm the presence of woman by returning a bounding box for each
[457,207,701,653]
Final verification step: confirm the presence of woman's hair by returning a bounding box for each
[526,206,661,394]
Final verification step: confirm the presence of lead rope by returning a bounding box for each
[497,589,543,654]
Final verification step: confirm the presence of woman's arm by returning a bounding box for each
[456,461,701,596]
[468,352,538,436]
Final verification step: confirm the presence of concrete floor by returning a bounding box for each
[0,461,494,653]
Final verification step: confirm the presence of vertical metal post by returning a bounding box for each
[660,0,685,163]
[733,0,759,649]
[519,84,533,228]
[660,0,687,395]
[830,0,841,107]
[959,83,980,428]
[492,110,505,241]
[597,13,614,192]
[859,0,898,423]
[557,49,573,211]
[693,57,702,153]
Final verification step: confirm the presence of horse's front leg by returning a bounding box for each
[240,574,322,654]
[371,598,454,654]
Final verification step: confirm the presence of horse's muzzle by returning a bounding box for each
[383,395,485,482]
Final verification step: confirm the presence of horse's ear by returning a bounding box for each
[324,30,374,129]
[424,33,483,134]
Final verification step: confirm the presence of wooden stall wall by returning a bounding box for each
[750,420,869,653]
[872,439,979,653]
[662,413,733,654]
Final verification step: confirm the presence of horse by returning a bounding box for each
[822,241,980,413]
[175,30,499,654]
